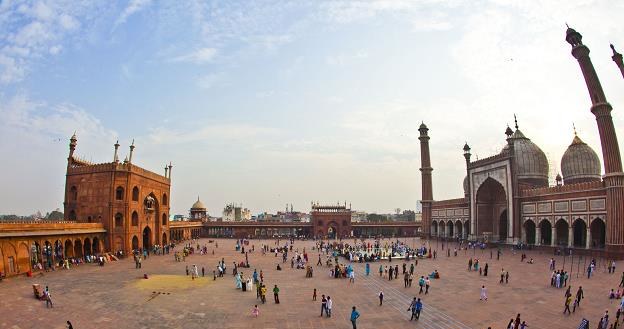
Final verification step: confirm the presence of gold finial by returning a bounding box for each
[573,123,577,136]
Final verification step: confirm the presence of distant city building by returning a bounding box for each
[351,211,367,222]
[223,203,252,221]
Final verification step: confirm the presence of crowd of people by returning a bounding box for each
[33,234,624,329]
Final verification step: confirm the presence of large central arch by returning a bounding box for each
[475,177,508,241]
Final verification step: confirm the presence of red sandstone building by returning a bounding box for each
[64,136,172,254]
[420,28,624,256]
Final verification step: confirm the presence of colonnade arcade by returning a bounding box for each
[430,219,470,239]
[29,235,104,268]
[1,233,104,276]
[522,216,606,249]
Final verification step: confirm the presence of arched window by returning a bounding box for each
[163,193,168,205]
[115,213,123,227]
[132,186,139,201]
[131,211,139,226]
[70,186,78,201]
[69,210,77,221]
[162,213,167,226]
[87,216,92,223]
[115,186,124,200]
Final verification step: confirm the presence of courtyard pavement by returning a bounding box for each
[0,238,621,329]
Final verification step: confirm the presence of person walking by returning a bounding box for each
[415,298,423,319]
[44,289,53,308]
[365,263,370,276]
[480,285,488,301]
[321,295,327,317]
[378,291,384,306]
[327,296,333,317]
[619,272,624,287]
[419,276,425,294]
[408,297,418,320]
[350,306,360,329]
[576,286,584,307]
[273,285,280,304]
[260,284,267,304]
[563,295,572,315]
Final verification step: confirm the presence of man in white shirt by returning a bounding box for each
[327,296,333,317]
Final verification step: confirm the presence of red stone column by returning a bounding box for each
[567,28,624,252]
[419,123,433,239]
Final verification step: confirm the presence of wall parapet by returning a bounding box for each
[520,180,604,197]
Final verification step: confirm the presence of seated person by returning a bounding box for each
[610,289,616,299]
[528,258,534,264]
[429,270,440,279]
[276,264,282,271]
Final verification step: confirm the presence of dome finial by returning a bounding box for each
[573,122,577,136]
[513,114,519,129]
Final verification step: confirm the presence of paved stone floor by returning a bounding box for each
[0,238,622,329]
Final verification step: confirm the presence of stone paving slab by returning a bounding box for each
[0,238,621,328]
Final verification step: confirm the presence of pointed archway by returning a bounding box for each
[590,218,606,248]
[524,220,536,244]
[131,236,139,251]
[572,219,587,248]
[143,226,152,250]
[476,177,507,240]
[539,220,552,245]
[555,219,569,246]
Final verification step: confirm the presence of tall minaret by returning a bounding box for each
[418,122,433,239]
[113,140,120,162]
[611,44,624,79]
[567,27,624,250]
[68,132,77,168]
[128,139,135,163]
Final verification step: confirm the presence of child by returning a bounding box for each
[313,288,317,301]
[252,305,259,317]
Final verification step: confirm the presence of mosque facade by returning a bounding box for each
[421,28,624,256]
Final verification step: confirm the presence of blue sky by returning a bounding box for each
[1,0,623,217]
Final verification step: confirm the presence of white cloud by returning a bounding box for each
[49,45,62,55]
[171,47,217,64]
[147,122,279,145]
[196,72,227,89]
[326,51,368,66]
[0,1,101,84]
[0,94,117,214]
[114,0,152,28]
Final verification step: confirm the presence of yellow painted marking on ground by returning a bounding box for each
[133,275,212,291]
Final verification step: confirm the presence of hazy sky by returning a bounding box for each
[1,0,623,217]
